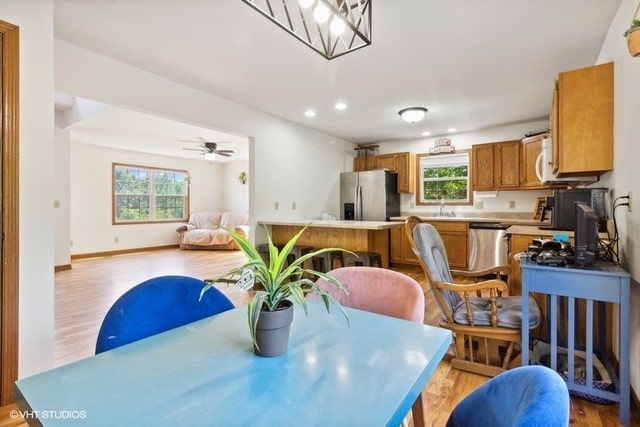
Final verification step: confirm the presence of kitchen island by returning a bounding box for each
[258,220,402,268]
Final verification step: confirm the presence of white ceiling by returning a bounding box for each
[53,0,621,158]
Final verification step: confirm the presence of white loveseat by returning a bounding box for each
[176,211,249,250]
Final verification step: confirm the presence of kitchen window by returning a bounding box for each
[417,151,470,205]
[113,163,189,224]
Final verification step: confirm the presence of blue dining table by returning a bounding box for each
[15,301,452,426]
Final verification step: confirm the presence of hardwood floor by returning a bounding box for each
[2,248,638,426]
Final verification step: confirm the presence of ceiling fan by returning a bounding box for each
[183,140,234,160]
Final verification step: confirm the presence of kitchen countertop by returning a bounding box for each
[389,216,548,227]
[258,219,403,230]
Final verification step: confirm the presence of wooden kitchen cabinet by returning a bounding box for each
[394,152,415,193]
[391,220,467,269]
[353,151,415,193]
[520,134,547,189]
[353,155,374,171]
[373,153,397,170]
[390,226,420,265]
[553,62,613,177]
[472,140,520,190]
[434,221,468,269]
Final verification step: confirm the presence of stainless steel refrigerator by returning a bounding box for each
[340,170,400,221]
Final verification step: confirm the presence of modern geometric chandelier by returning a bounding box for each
[241,0,372,60]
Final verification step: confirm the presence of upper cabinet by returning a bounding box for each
[393,152,415,193]
[353,155,374,172]
[520,134,546,189]
[353,151,415,193]
[552,62,613,177]
[472,140,521,190]
[373,153,397,171]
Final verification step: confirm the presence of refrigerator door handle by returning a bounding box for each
[354,185,363,220]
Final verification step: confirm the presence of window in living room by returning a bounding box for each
[113,163,189,224]
[416,151,470,205]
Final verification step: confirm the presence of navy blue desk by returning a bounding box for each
[520,261,631,426]
[15,302,451,426]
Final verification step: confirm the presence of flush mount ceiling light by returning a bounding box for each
[241,0,372,60]
[398,107,428,123]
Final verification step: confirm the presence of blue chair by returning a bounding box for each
[446,365,570,427]
[95,275,234,354]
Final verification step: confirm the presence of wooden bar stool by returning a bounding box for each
[312,250,344,273]
[343,251,382,267]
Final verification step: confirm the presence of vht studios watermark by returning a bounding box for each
[10,409,87,420]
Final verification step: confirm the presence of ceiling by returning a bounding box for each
[53,0,621,156]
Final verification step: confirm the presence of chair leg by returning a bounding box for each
[410,391,427,427]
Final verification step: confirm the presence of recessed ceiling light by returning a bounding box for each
[334,102,347,110]
[447,127,457,133]
[421,131,431,137]
[305,110,316,118]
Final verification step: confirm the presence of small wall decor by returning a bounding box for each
[238,171,248,185]
[623,2,640,57]
[429,138,456,155]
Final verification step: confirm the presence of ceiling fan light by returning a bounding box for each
[204,152,216,161]
[398,107,428,123]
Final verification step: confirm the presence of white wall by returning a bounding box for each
[55,40,353,248]
[596,0,640,399]
[222,160,250,213]
[69,142,222,254]
[54,127,71,266]
[0,0,56,377]
[376,120,552,217]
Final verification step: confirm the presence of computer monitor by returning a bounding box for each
[574,201,598,266]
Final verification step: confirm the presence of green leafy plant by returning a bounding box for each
[201,225,351,347]
[237,171,248,184]
[623,19,640,37]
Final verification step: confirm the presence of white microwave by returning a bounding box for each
[535,138,597,184]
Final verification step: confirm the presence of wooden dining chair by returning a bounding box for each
[405,216,541,377]
[313,266,427,425]
[95,275,234,354]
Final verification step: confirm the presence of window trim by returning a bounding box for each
[112,162,190,225]
[415,150,472,206]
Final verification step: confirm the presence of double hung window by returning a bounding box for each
[417,152,470,205]
[113,163,189,224]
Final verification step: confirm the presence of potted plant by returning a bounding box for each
[201,225,350,357]
[237,170,248,185]
[623,19,640,57]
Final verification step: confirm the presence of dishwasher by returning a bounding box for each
[467,222,510,272]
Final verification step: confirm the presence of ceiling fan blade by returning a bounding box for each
[183,147,205,152]
[216,150,234,154]
[217,152,232,157]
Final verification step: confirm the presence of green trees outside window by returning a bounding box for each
[113,164,188,223]
[417,152,470,204]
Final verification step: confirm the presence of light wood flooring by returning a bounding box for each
[2,248,638,426]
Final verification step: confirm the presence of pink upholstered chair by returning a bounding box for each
[312,266,427,425]
[312,266,425,323]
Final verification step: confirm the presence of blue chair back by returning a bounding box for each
[446,365,570,427]
[95,275,234,354]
